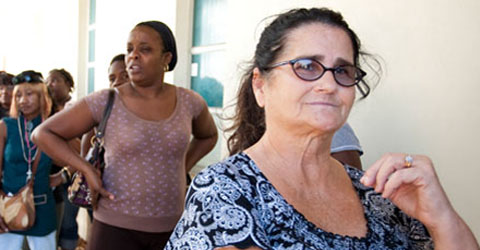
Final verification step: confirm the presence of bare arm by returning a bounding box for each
[361,153,479,250]
[185,102,218,173]
[0,121,9,232]
[32,100,113,200]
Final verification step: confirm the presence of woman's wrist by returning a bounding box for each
[427,211,479,249]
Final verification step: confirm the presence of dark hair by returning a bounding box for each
[49,68,74,92]
[227,7,377,155]
[0,71,14,86]
[135,21,177,71]
[110,54,125,65]
[12,70,44,85]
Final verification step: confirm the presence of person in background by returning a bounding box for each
[0,71,14,119]
[166,8,479,249]
[46,69,74,113]
[331,122,362,169]
[32,20,218,250]
[45,68,81,250]
[0,70,63,250]
[81,53,130,159]
[108,54,129,88]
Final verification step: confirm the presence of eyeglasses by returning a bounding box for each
[265,58,366,87]
[12,73,43,85]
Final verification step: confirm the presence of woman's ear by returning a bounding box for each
[252,68,265,108]
[163,52,173,67]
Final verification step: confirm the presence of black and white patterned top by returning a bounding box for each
[166,153,433,249]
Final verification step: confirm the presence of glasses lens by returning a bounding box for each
[334,66,361,86]
[292,59,324,81]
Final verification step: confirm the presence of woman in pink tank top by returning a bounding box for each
[32,21,218,250]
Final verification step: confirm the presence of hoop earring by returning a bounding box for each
[164,64,169,72]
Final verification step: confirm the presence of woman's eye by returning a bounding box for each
[335,67,348,75]
[140,47,151,53]
[297,60,315,71]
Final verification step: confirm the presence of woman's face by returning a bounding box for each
[15,84,41,118]
[253,23,356,134]
[46,71,70,103]
[126,26,171,84]
[0,85,14,109]
[108,60,129,87]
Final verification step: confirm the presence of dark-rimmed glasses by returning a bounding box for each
[265,58,366,87]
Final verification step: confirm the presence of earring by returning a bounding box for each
[164,64,169,72]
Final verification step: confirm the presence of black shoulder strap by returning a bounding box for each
[95,89,115,139]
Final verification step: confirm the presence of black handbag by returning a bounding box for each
[67,90,115,208]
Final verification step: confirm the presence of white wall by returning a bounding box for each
[0,1,78,87]
[222,0,480,239]
[92,0,177,91]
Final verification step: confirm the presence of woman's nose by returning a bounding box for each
[18,96,26,104]
[313,71,337,93]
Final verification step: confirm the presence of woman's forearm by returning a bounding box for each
[32,126,93,175]
[185,134,218,172]
[428,210,479,250]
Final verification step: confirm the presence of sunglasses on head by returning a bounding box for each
[12,72,43,85]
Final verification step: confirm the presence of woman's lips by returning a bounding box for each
[305,101,339,107]
[128,65,141,74]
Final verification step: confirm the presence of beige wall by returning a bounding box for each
[220,0,480,239]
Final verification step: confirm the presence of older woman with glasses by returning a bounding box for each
[166,8,479,249]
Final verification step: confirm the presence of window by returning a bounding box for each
[87,0,96,93]
[191,0,227,108]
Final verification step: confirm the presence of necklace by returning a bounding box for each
[17,115,39,182]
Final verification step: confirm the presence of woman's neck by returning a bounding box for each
[128,80,167,98]
[56,95,71,108]
[246,126,339,187]
[22,112,40,121]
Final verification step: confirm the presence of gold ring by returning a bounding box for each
[405,155,413,168]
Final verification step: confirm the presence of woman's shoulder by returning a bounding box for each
[175,86,205,104]
[84,88,112,101]
[1,117,15,125]
[82,88,115,118]
[190,153,258,191]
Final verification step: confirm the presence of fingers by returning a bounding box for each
[91,188,114,210]
[361,153,401,189]
[361,153,424,192]
[98,187,115,201]
[0,218,8,233]
[381,168,418,199]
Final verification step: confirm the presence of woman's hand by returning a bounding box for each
[83,166,114,210]
[360,153,451,227]
[361,153,479,250]
[0,214,8,233]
